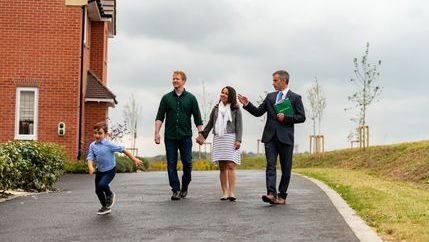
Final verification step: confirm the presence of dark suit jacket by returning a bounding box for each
[244,90,306,145]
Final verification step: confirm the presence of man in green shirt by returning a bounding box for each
[155,70,203,200]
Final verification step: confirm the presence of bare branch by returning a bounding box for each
[346,42,382,139]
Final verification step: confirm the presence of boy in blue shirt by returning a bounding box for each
[87,121,142,215]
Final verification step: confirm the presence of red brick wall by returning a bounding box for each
[0,0,84,160]
[83,102,108,155]
[90,21,108,83]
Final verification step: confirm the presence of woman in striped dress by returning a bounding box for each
[197,86,243,201]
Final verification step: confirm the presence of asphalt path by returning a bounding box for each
[0,171,358,241]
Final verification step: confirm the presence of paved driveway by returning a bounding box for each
[0,171,358,241]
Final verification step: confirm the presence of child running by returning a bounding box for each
[87,121,142,215]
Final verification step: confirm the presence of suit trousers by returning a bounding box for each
[264,135,294,199]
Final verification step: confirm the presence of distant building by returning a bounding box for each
[0,0,118,160]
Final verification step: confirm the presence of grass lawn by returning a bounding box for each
[294,168,429,242]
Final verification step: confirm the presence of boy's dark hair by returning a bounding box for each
[94,121,108,133]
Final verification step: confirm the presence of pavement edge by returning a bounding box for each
[295,173,383,242]
[0,191,36,203]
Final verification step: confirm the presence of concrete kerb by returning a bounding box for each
[0,190,37,203]
[295,173,383,242]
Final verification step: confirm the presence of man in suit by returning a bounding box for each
[238,70,305,205]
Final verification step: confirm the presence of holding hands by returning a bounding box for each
[196,134,205,145]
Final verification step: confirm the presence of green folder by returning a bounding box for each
[275,98,294,116]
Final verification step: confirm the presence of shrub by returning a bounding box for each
[149,160,168,171]
[148,159,218,171]
[63,155,150,174]
[63,160,88,173]
[0,151,15,192]
[136,156,150,171]
[115,155,135,173]
[0,141,66,192]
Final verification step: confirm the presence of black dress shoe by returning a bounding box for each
[262,194,276,204]
[228,197,236,202]
[171,192,181,200]
[220,197,228,201]
[179,189,188,198]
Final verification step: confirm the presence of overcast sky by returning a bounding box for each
[107,0,429,157]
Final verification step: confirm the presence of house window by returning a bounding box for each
[15,87,38,140]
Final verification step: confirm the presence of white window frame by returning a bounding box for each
[15,87,38,140]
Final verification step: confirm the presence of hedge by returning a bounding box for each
[0,141,66,192]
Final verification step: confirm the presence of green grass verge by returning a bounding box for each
[295,168,429,242]
[293,140,429,185]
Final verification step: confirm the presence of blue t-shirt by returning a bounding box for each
[87,139,124,172]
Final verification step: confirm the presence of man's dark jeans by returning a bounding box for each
[264,136,294,199]
[165,137,193,193]
[95,167,116,207]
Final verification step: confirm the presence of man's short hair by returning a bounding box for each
[173,70,187,82]
[94,121,108,133]
[273,70,289,84]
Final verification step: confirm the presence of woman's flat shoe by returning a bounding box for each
[228,197,236,202]
[220,197,228,201]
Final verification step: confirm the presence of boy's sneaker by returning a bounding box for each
[106,192,115,209]
[97,206,111,215]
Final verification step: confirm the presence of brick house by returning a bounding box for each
[0,0,118,160]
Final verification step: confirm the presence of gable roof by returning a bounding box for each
[85,71,117,106]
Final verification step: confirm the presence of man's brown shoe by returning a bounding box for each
[262,194,276,204]
[272,197,286,205]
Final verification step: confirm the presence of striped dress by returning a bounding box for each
[212,133,241,165]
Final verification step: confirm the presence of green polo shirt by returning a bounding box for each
[155,89,203,140]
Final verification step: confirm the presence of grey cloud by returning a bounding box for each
[117,0,237,43]
[106,0,429,156]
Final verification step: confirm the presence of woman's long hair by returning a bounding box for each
[219,86,239,110]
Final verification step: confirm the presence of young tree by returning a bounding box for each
[346,114,363,142]
[347,42,382,127]
[306,77,326,136]
[122,94,142,153]
[199,81,215,125]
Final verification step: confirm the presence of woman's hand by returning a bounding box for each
[234,141,241,150]
[196,134,205,145]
